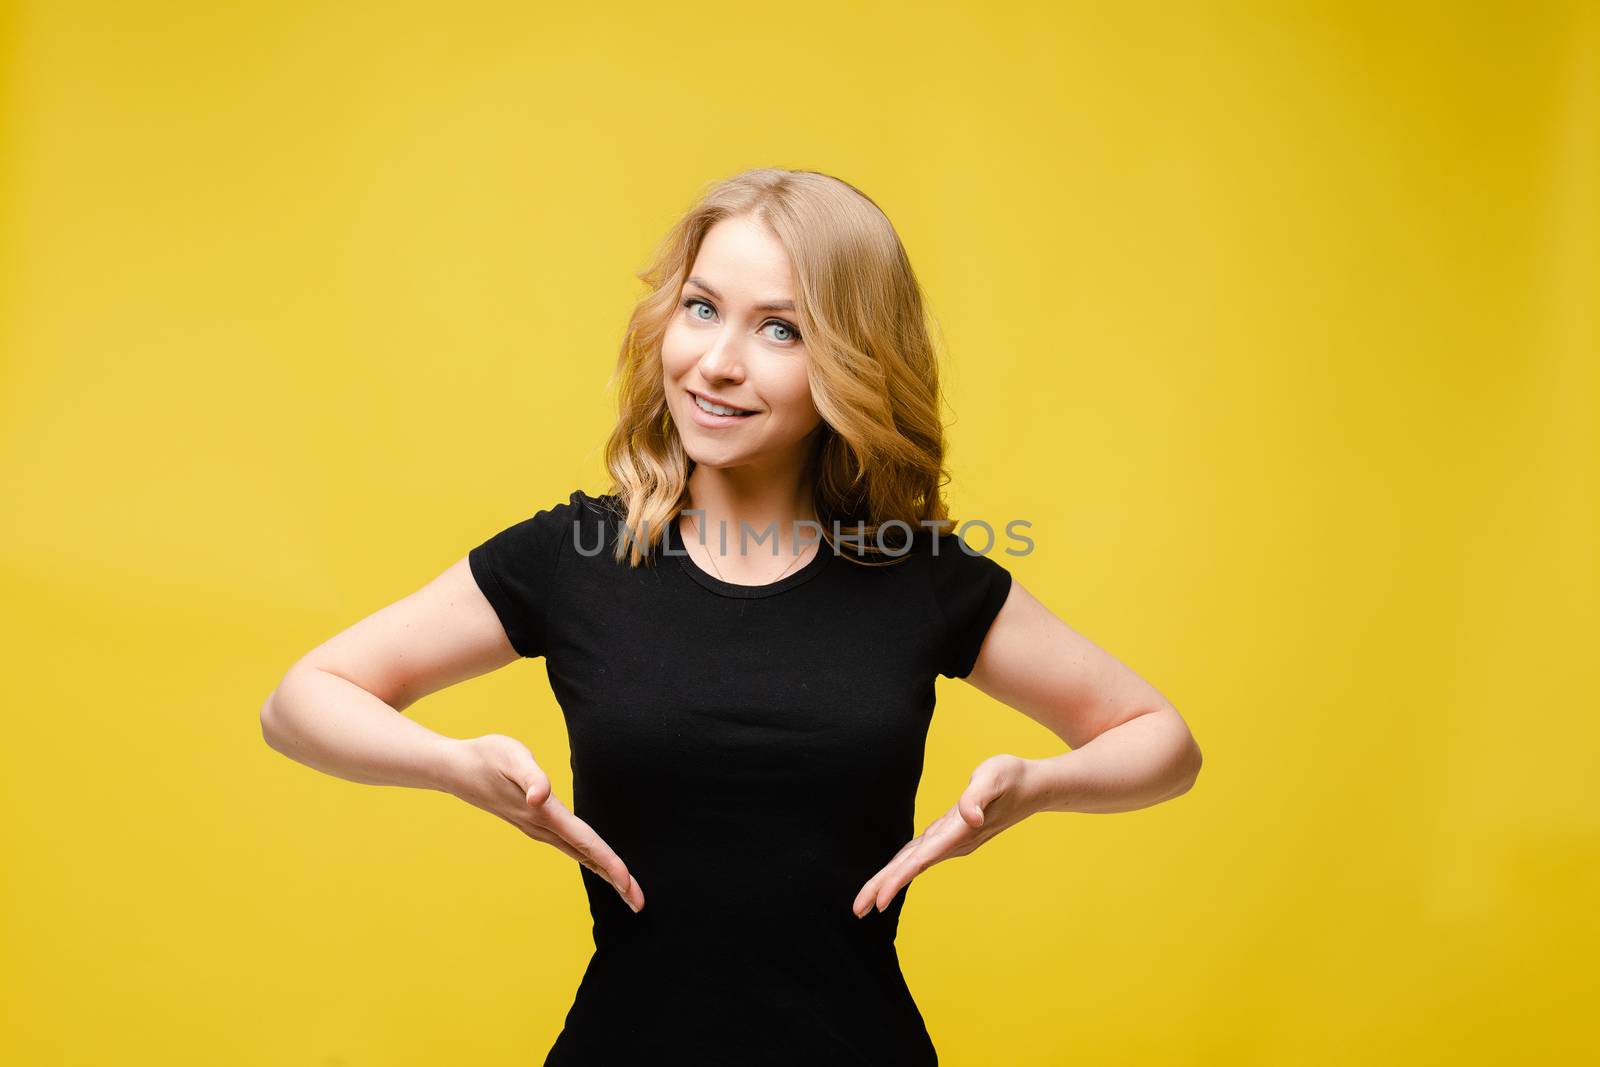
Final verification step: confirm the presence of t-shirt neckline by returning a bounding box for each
[665,514,833,599]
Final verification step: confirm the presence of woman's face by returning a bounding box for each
[661,214,823,474]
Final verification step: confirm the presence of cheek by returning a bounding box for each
[768,363,818,420]
[660,322,693,377]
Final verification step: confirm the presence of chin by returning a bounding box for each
[681,443,744,469]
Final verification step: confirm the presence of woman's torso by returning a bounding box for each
[470,490,1009,1065]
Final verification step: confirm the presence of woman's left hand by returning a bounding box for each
[851,753,1041,917]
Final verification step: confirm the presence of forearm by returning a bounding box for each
[1023,706,1202,814]
[260,665,460,791]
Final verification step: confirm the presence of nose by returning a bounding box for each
[695,324,746,385]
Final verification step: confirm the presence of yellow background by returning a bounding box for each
[3,1,1595,1063]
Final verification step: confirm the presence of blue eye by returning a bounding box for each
[681,296,803,345]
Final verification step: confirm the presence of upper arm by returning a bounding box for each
[289,556,523,713]
[962,579,1183,750]
[284,493,581,710]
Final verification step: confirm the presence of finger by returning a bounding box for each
[961,766,1011,829]
[532,829,645,913]
[874,848,939,911]
[852,870,888,917]
[503,748,551,808]
[872,844,931,911]
[536,796,641,907]
[524,777,551,808]
[874,819,968,911]
[960,788,994,829]
[855,842,928,916]
[853,839,919,917]
[852,835,924,917]
[536,831,607,874]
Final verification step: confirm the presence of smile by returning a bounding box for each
[690,391,757,418]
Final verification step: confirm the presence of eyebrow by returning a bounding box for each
[685,276,795,313]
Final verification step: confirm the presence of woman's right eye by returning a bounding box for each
[684,297,715,321]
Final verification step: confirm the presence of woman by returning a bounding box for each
[261,167,1203,1065]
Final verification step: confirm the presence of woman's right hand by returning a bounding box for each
[442,734,643,913]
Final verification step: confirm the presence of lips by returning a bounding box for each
[689,390,757,416]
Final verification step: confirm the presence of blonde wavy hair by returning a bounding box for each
[601,167,966,567]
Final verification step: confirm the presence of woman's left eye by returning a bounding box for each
[762,320,802,344]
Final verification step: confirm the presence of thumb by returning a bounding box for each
[960,788,991,828]
[960,767,1006,828]
[520,759,551,808]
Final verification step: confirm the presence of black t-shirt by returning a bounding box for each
[468,489,1013,1066]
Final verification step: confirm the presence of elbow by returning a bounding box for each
[259,695,281,751]
[259,680,292,754]
[1157,705,1202,797]
[1173,731,1203,796]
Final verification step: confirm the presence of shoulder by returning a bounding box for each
[521,487,622,527]
[917,526,1016,679]
[465,488,610,657]
[469,489,608,568]
[567,490,628,549]
[572,489,624,523]
[897,525,1014,570]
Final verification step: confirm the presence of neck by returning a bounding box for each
[684,459,819,556]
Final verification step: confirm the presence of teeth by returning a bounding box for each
[694,393,751,417]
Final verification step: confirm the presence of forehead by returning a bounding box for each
[691,216,795,296]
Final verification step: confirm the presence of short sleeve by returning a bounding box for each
[467,490,585,658]
[928,531,1015,679]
